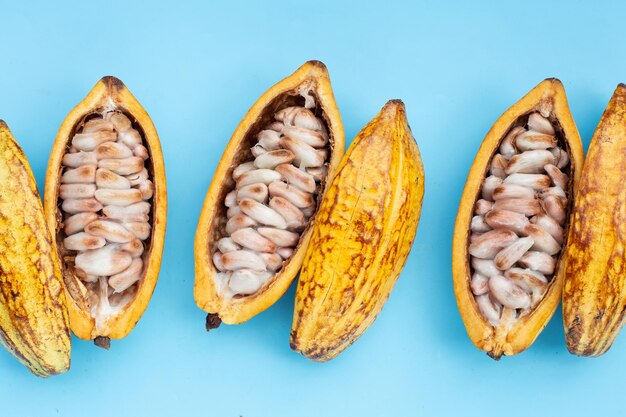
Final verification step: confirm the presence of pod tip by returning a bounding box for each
[382,99,406,116]
[100,76,125,92]
[386,99,405,107]
[542,78,564,89]
[305,60,327,70]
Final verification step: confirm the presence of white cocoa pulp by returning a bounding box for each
[470,112,570,325]
[213,94,330,298]
[59,111,153,331]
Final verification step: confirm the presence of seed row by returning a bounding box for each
[469,112,570,325]
[60,112,153,316]
[213,100,329,297]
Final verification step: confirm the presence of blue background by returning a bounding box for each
[0,1,624,415]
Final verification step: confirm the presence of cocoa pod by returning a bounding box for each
[194,61,345,325]
[0,121,71,376]
[563,84,626,357]
[44,77,167,345]
[452,79,584,359]
[290,100,424,361]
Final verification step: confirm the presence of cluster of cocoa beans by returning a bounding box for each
[468,112,570,325]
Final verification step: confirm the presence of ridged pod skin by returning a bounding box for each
[0,121,71,377]
[194,61,345,325]
[290,100,424,361]
[44,77,167,342]
[452,79,584,359]
[563,84,626,357]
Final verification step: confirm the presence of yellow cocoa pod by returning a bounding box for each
[452,79,583,359]
[290,100,424,361]
[194,61,345,326]
[563,84,626,357]
[0,121,71,376]
[44,77,167,347]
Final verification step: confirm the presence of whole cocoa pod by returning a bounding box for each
[563,84,626,357]
[290,100,424,361]
[0,121,71,376]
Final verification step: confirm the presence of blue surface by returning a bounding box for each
[1,1,625,415]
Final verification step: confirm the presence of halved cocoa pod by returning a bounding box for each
[452,79,583,359]
[44,77,167,346]
[563,84,626,357]
[194,61,345,325]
